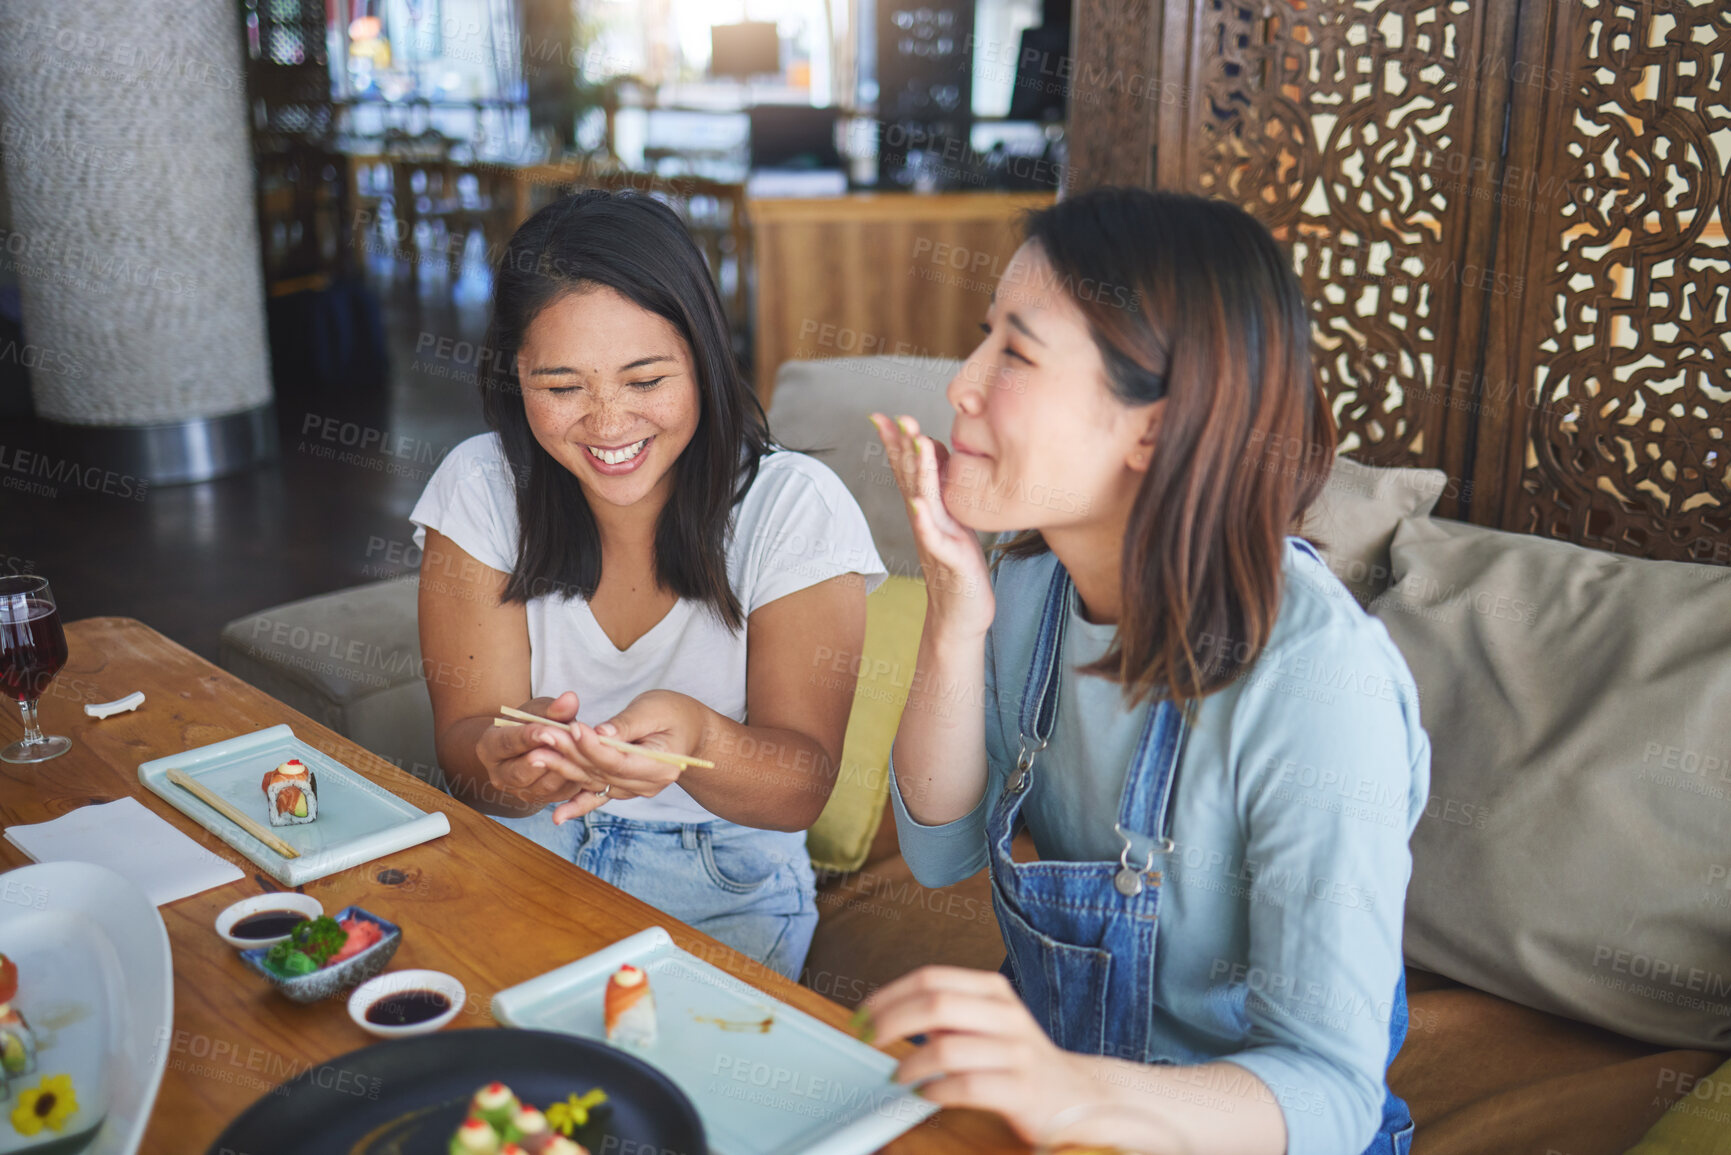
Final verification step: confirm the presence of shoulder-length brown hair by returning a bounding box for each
[999,187,1334,705]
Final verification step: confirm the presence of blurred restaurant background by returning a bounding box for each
[2,0,1728,666]
[0,0,1072,658]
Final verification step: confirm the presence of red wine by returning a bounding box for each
[229,910,310,940]
[0,599,66,702]
[364,989,453,1026]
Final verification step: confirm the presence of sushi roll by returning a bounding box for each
[0,955,36,1089]
[504,1106,551,1150]
[604,964,656,1048]
[261,759,318,827]
[0,1007,37,1084]
[449,1117,502,1155]
[542,1138,587,1155]
[468,1083,519,1132]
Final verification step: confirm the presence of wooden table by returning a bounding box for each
[0,618,1020,1155]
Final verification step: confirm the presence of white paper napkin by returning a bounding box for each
[4,796,243,905]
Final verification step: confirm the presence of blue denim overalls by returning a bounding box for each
[987,560,1415,1153]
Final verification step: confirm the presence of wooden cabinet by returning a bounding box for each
[749,192,1054,404]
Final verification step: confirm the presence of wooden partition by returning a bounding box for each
[1068,0,1730,563]
[749,192,1054,404]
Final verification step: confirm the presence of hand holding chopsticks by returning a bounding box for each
[495,704,715,770]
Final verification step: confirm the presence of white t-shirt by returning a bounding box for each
[410,433,888,823]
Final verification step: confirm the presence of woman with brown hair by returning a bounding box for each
[862,187,1429,1154]
[414,191,884,980]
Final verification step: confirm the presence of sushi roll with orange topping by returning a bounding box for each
[260,759,318,826]
[604,964,656,1047]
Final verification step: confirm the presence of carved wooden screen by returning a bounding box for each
[1130,0,1519,514]
[1478,0,1731,562]
[1066,0,1731,555]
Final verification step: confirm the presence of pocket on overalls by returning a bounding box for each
[990,881,1113,1055]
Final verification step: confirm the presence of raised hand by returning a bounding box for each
[868,413,996,639]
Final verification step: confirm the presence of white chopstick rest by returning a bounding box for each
[84,691,146,719]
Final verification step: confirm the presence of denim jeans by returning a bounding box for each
[493,807,818,981]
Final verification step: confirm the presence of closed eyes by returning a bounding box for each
[979,322,1031,364]
[542,376,666,397]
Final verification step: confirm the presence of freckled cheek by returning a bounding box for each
[648,387,702,439]
[521,397,570,443]
[643,398,693,433]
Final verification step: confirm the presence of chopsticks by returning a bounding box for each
[165,767,301,859]
[495,704,715,769]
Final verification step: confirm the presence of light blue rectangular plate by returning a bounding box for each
[493,927,937,1155]
[137,724,450,886]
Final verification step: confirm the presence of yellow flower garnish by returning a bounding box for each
[10,1073,76,1135]
[544,1088,607,1136]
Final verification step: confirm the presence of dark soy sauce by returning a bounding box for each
[230,910,310,940]
[365,990,452,1026]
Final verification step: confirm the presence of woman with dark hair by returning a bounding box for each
[412,190,884,979]
[860,187,1429,1154]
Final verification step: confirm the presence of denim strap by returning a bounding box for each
[1015,562,1185,858]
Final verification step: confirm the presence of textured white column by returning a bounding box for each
[0,0,273,427]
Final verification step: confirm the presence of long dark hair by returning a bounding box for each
[478,190,773,629]
[1001,187,1334,704]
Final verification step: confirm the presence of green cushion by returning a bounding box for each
[1624,1059,1731,1154]
[805,575,927,874]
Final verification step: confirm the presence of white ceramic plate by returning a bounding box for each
[137,724,450,886]
[493,927,936,1155]
[0,862,172,1155]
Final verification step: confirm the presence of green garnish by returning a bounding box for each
[268,949,319,977]
[545,1089,608,1135]
[263,915,347,975]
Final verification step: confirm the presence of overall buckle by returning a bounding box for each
[1007,733,1047,794]
[1113,822,1173,897]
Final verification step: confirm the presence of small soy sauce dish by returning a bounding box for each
[347,968,466,1038]
[215,892,324,948]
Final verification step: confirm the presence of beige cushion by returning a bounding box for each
[1302,455,1448,604]
[218,578,444,788]
[1370,517,1731,1049]
[767,356,963,577]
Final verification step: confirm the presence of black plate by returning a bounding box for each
[208,1027,706,1155]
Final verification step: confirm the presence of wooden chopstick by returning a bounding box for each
[166,767,301,859]
[494,706,715,769]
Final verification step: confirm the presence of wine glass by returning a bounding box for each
[0,575,71,763]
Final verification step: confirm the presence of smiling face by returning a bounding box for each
[516,285,702,513]
[940,242,1160,535]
